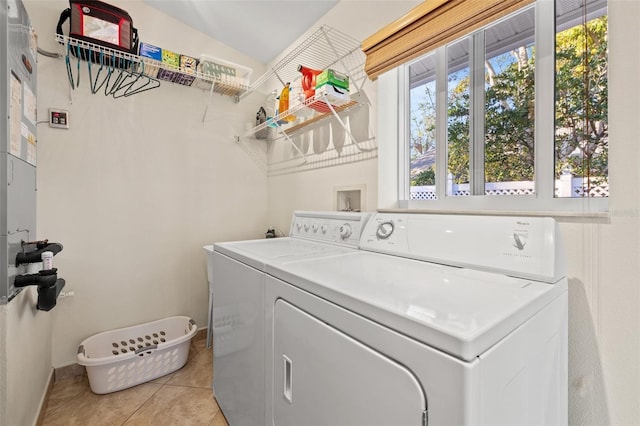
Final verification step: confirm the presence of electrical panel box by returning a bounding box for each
[1,0,38,304]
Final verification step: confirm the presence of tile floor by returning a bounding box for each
[40,334,228,426]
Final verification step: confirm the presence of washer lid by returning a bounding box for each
[214,238,354,271]
[267,251,567,361]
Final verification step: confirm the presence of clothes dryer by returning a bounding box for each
[264,213,568,425]
[208,211,369,426]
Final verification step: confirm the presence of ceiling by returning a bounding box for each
[143,0,339,64]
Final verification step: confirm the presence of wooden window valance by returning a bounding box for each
[361,0,535,80]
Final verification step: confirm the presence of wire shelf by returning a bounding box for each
[235,25,376,175]
[237,24,368,142]
[241,93,358,140]
[243,25,366,98]
[56,35,250,98]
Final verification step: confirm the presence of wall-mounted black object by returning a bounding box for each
[15,241,63,265]
[13,240,66,311]
[14,269,66,311]
[14,268,59,287]
[36,278,66,311]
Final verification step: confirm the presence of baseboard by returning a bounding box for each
[53,363,86,382]
[34,368,54,426]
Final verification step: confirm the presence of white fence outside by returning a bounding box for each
[410,173,609,200]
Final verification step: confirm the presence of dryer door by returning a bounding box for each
[273,299,427,426]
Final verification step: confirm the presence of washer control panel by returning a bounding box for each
[361,215,409,253]
[360,213,564,283]
[289,212,370,247]
[375,220,395,239]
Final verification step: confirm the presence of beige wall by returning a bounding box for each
[30,0,270,365]
[3,1,270,423]
[267,160,379,233]
[3,288,53,426]
[567,2,640,422]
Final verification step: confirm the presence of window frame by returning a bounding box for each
[382,0,608,216]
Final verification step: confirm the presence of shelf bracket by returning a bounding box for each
[273,68,286,88]
[322,94,374,153]
[274,121,307,163]
[202,83,216,122]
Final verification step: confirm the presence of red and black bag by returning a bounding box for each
[56,0,139,67]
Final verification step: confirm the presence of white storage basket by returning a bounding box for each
[77,316,197,394]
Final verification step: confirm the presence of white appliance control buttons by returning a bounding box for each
[304,223,310,232]
[376,221,395,239]
[339,223,353,239]
[312,224,319,233]
[321,225,328,234]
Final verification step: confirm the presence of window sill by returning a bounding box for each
[378,206,610,221]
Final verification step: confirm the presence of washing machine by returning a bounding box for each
[209,211,370,426]
[264,213,568,426]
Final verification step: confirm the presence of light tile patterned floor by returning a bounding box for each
[41,335,227,426]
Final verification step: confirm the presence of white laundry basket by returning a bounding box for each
[77,316,198,394]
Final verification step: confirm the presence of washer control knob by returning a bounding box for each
[312,224,319,233]
[339,223,352,239]
[320,225,328,234]
[304,223,310,232]
[296,223,302,231]
[376,221,395,239]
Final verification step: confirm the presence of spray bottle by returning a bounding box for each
[297,65,323,99]
[279,82,296,122]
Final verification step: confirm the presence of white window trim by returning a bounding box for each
[378,0,608,217]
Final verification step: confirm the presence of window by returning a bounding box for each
[483,8,535,195]
[409,53,437,197]
[393,0,608,213]
[555,1,609,199]
[445,37,470,197]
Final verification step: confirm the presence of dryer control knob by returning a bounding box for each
[312,224,319,233]
[304,223,310,232]
[296,223,302,231]
[321,225,328,234]
[376,221,395,239]
[339,223,352,239]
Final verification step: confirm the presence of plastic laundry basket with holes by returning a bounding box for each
[77,316,198,394]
